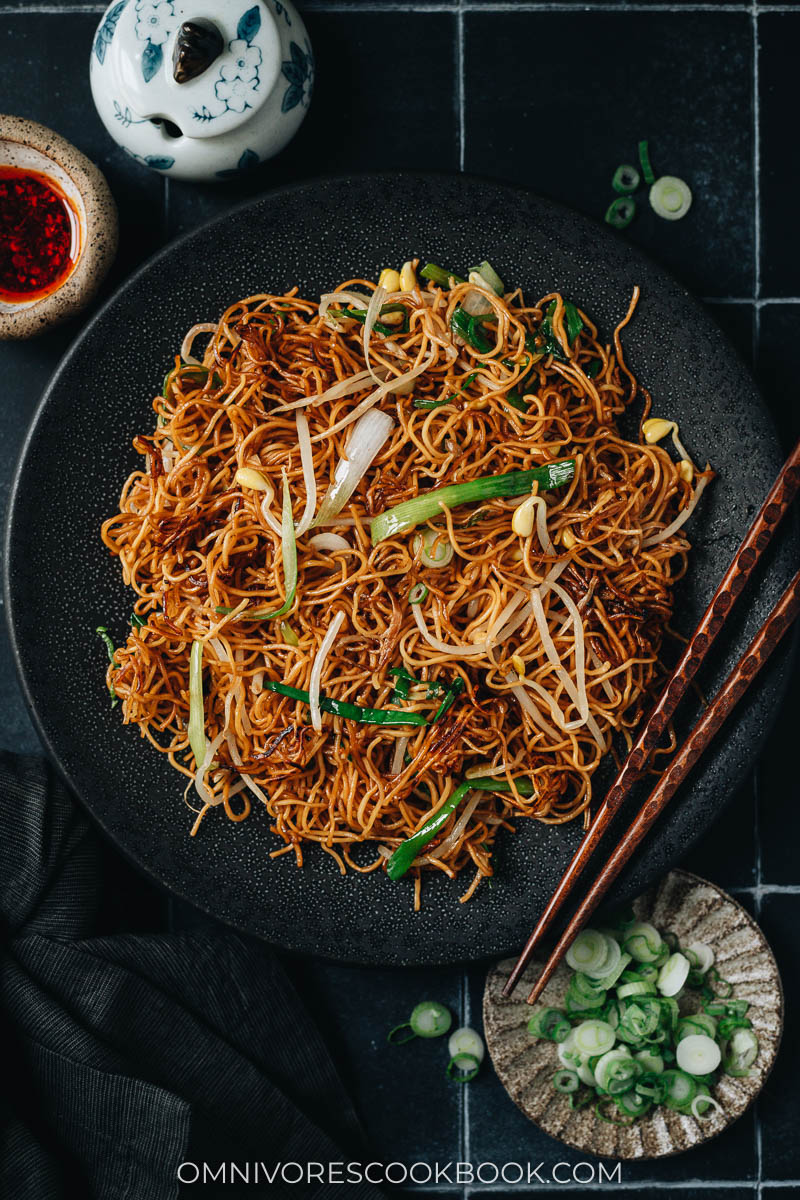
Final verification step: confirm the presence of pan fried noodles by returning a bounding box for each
[101,259,711,906]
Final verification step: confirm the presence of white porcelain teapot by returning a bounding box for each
[90,0,313,182]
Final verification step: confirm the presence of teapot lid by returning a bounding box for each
[107,0,280,140]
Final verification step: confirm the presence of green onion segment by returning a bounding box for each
[188,639,207,767]
[371,461,575,544]
[447,1053,480,1082]
[605,197,636,230]
[420,263,467,288]
[266,471,298,618]
[529,916,759,1123]
[387,1003,451,1046]
[638,138,656,185]
[449,1026,485,1063]
[414,371,478,411]
[612,164,641,194]
[650,175,692,221]
[386,774,535,880]
[96,626,119,707]
[431,675,464,723]
[413,528,454,569]
[263,680,427,726]
[411,1001,452,1038]
[470,261,504,295]
[408,583,429,605]
[326,303,409,337]
[450,306,493,353]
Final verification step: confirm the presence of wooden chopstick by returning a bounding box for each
[503,436,800,998]
[526,566,800,1004]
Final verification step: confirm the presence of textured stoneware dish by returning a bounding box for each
[0,115,118,339]
[483,870,783,1159]
[5,174,797,964]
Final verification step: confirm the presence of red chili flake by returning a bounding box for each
[0,166,80,303]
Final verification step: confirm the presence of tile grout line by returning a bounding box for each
[7,3,800,14]
[752,0,762,366]
[729,882,800,895]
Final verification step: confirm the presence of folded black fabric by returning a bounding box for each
[0,753,386,1199]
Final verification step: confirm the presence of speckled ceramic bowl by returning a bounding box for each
[0,115,118,339]
[483,870,782,1159]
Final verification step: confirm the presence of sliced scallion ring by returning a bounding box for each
[624,921,663,964]
[605,197,636,230]
[612,164,641,194]
[677,1013,718,1042]
[615,1089,651,1118]
[691,1092,723,1121]
[617,980,656,999]
[585,936,621,982]
[408,583,429,605]
[529,1008,572,1044]
[676,1034,721,1076]
[685,941,715,975]
[447,1052,480,1082]
[722,1027,759,1076]
[662,1068,697,1110]
[557,1029,582,1069]
[387,1023,416,1045]
[412,528,454,569]
[552,1068,580,1094]
[448,1027,485,1063]
[410,1001,452,1038]
[649,175,692,221]
[573,1019,616,1057]
[635,1049,664,1075]
[657,952,691,997]
[565,929,610,976]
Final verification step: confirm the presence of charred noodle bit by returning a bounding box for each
[100,269,711,902]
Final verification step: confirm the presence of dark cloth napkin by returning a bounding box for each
[0,753,386,1200]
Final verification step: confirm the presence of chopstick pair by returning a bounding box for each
[503,437,800,1004]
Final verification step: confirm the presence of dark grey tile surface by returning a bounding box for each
[755,894,799,1182]
[760,13,800,300]
[165,10,459,239]
[706,301,755,367]
[757,304,800,451]
[681,771,757,888]
[463,12,755,297]
[0,331,73,755]
[283,958,464,1175]
[0,2,798,1195]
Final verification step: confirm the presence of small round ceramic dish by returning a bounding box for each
[0,115,117,339]
[483,869,782,1159]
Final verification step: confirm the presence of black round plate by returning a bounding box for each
[5,173,794,965]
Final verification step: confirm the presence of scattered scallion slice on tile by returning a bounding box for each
[638,138,656,185]
[605,197,636,230]
[612,164,641,194]
[650,175,692,221]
